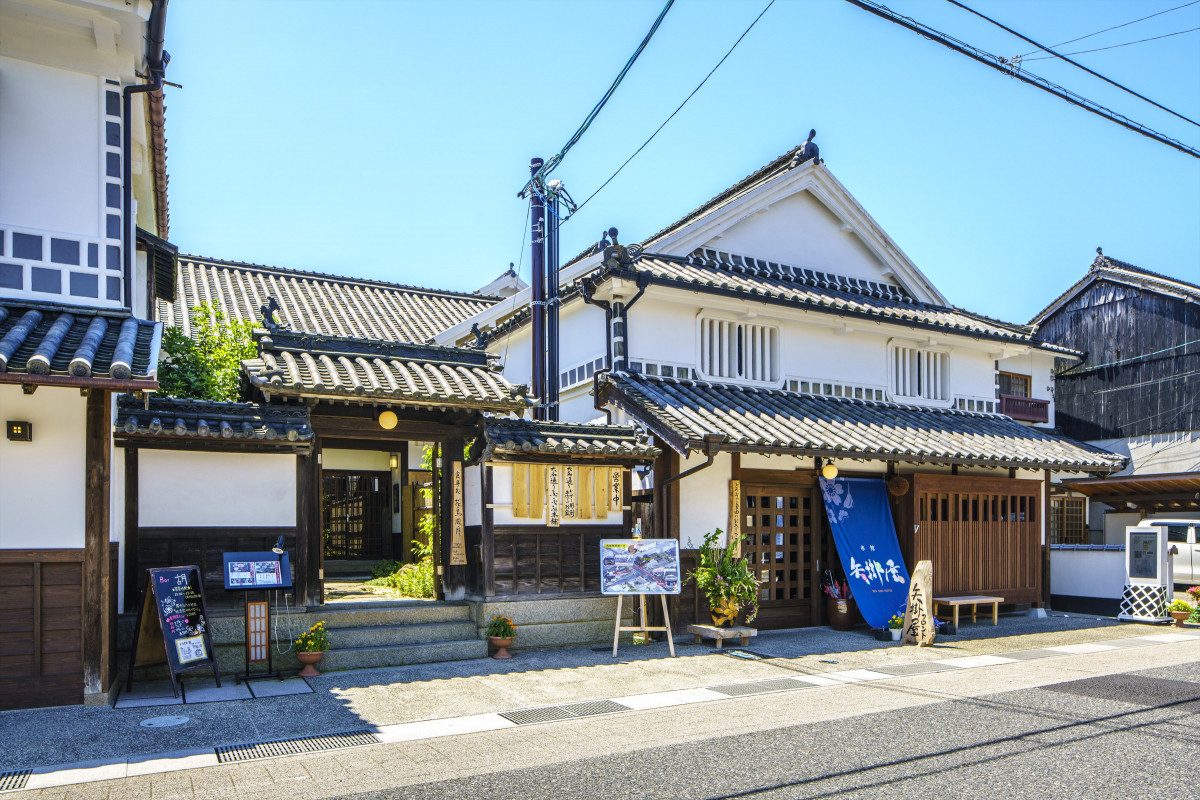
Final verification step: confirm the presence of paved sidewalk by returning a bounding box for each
[0,613,1191,786]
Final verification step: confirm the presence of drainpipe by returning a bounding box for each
[582,280,615,423]
[661,434,724,487]
[123,0,170,311]
[610,273,650,372]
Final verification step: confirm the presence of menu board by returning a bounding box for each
[223,551,293,590]
[600,539,681,595]
[127,566,220,695]
[1128,531,1159,580]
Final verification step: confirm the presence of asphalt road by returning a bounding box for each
[348,660,1199,800]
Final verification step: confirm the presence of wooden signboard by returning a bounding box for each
[901,560,936,647]
[449,462,467,566]
[126,566,220,697]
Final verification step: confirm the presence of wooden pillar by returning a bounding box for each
[621,468,633,533]
[441,437,467,600]
[482,464,495,598]
[1041,469,1051,608]
[123,447,139,611]
[296,446,322,607]
[82,389,112,700]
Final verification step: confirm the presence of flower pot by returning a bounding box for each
[1169,610,1190,628]
[295,650,325,678]
[827,596,856,631]
[890,628,902,641]
[489,636,514,659]
[710,597,740,628]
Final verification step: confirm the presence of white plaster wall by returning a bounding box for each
[0,386,87,549]
[465,464,481,527]
[678,452,734,549]
[707,190,892,284]
[111,443,125,611]
[1050,549,1126,600]
[0,57,101,237]
[488,462,624,527]
[322,449,390,472]
[997,350,1057,426]
[139,451,296,528]
[1103,511,1142,545]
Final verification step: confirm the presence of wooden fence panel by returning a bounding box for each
[489,525,621,598]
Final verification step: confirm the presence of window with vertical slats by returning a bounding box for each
[889,344,950,404]
[698,317,778,384]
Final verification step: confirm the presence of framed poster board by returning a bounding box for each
[126,566,220,696]
[600,539,681,595]
[223,551,293,590]
[1127,531,1160,582]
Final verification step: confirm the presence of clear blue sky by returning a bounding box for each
[164,0,1200,324]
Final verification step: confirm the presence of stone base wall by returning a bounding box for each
[473,596,638,648]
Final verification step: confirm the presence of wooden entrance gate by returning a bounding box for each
[741,476,820,629]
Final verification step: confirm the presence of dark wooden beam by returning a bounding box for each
[82,389,112,699]
[482,465,495,599]
[123,448,139,611]
[311,418,472,442]
[1041,470,1050,609]
[296,448,321,606]
[0,373,157,391]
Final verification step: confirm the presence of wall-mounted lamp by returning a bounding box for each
[378,410,398,430]
[820,461,839,480]
[389,453,398,470]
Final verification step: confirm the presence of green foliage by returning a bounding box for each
[687,528,761,623]
[370,560,402,579]
[157,301,257,401]
[485,615,516,638]
[366,538,435,598]
[295,621,330,652]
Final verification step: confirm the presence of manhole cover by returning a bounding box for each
[140,715,190,728]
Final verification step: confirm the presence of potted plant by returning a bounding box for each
[294,621,330,677]
[1167,599,1193,628]
[485,614,517,659]
[888,613,905,641]
[687,528,761,627]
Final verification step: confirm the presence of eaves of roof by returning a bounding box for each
[479,418,660,463]
[1030,255,1200,326]
[114,394,313,451]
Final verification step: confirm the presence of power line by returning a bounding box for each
[946,0,1200,128]
[1062,337,1200,374]
[572,0,777,217]
[518,0,675,198]
[1023,27,1200,61]
[842,0,1200,159]
[1020,0,1200,58]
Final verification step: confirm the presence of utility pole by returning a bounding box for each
[528,158,547,421]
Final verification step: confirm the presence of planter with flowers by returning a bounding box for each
[1167,599,1194,628]
[294,621,330,677]
[486,615,516,659]
[687,528,760,627]
[888,613,905,641]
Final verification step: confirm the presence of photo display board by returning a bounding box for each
[600,539,681,595]
[127,566,220,694]
[1128,531,1160,581]
[223,551,293,590]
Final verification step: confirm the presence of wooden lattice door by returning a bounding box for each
[322,470,390,560]
[742,485,814,628]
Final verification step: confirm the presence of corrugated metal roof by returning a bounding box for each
[243,330,530,412]
[0,301,160,386]
[162,256,500,344]
[482,418,660,461]
[599,372,1124,472]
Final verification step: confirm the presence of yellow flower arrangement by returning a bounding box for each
[295,621,330,652]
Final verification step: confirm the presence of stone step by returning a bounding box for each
[306,602,472,628]
[319,638,488,671]
[328,621,479,649]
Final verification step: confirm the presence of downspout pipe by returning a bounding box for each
[582,278,615,423]
[122,0,170,311]
[609,272,650,372]
[661,434,725,487]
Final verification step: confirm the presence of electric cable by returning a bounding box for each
[842,0,1200,159]
[1059,337,1200,374]
[947,0,1200,128]
[519,0,675,197]
[1023,27,1200,61]
[572,0,777,218]
[1019,0,1200,58]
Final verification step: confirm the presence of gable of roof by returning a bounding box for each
[1031,254,1200,326]
[162,256,501,344]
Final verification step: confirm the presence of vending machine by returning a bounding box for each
[1117,523,1173,622]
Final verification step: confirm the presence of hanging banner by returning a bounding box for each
[610,468,623,512]
[449,462,467,565]
[728,480,742,552]
[902,560,936,646]
[563,466,577,519]
[547,465,562,527]
[819,476,909,629]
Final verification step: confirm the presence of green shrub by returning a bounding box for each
[158,301,257,401]
[365,538,435,598]
[370,560,401,579]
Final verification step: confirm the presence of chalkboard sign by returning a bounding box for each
[223,551,292,590]
[126,566,220,697]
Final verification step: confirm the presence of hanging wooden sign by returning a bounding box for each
[450,461,468,565]
[547,465,562,527]
[126,566,220,697]
[610,467,623,512]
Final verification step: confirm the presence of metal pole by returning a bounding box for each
[529,159,546,421]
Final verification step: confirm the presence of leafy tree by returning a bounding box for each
[157,301,258,401]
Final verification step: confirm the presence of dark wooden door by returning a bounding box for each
[322,470,391,560]
[742,484,815,629]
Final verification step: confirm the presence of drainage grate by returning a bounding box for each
[709,679,809,697]
[560,700,630,717]
[499,706,578,725]
[0,771,31,792]
[215,730,379,764]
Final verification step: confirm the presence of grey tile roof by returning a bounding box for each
[115,395,312,449]
[1031,253,1200,325]
[482,418,660,462]
[244,330,531,412]
[0,301,161,386]
[162,256,500,344]
[598,372,1124,472]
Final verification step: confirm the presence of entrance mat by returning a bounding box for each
[708,679,813,696]
[215,730,380,764]
[0,771,31,793]
[1040,674,1200,713]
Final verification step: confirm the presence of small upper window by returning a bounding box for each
[889,344,950,404]
[698,317,779,384]
[998,371,1031,398]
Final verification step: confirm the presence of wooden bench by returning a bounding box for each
[932,595,1004,627]
[687,624,757,649]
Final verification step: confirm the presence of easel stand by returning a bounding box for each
[612,594,675,658]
